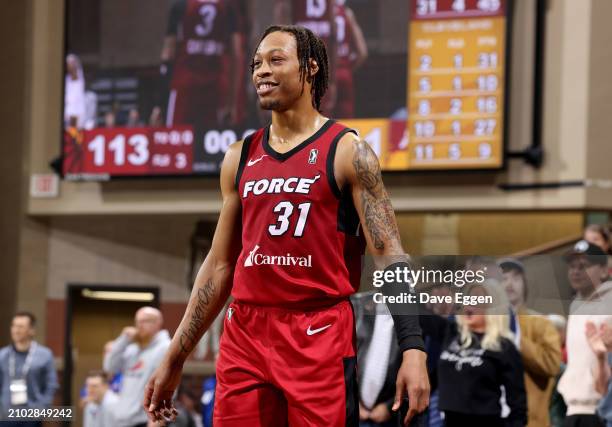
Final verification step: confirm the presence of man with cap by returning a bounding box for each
[558,240,612,427]
[499,258,561,427]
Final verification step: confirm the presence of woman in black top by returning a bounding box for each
[421,281,527,427]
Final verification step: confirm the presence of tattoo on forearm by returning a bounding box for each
[179,279,216,354]
[352,139,401,251]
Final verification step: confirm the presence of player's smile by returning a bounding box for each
[256,80,279,96]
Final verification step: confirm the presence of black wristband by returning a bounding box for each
[381,262,426,353]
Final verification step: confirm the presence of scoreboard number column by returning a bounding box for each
[407,0,507,170]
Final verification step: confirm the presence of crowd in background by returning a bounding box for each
[1,223,611,427]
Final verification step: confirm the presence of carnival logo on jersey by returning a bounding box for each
[242,175,320,198]
[308,149,318,164]
[243,244,313,268]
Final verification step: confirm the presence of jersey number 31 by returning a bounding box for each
[268,201,312,237]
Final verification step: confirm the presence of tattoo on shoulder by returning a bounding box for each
[179,279,215,354]
[352,139,401,251]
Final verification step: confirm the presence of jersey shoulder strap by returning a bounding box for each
[234,129,264,190]
[326,121,358,199]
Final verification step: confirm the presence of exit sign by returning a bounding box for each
[30,174,59,198]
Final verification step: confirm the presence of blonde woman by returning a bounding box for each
[423,281,527,427]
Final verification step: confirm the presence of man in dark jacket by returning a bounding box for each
[352,292,402,427]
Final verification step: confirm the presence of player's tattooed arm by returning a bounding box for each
[341,135,429,426]
[144,141,243,422]
[169,141,243,360]
[178,279,220,355]
[350,138,403,255]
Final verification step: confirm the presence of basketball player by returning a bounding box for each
[161,0,247,127]
[274,0,338,112]
[333,0,367,118]
[144,25,429,426]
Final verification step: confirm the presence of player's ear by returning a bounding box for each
[307,58,319,80]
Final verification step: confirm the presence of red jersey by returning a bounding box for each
[334,3,353,69]
[169,0,243,82]
[291,0,334,47]
[233,120,365,308]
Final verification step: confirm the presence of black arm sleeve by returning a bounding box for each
[383,262,426,353]
[501,340,528,427]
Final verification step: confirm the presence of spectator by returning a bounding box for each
[585,320,612,427]
[83,370,119,427]
[499,258,561,427]
[557,240,612,427]
[427,281,527,427]
[584,224,612,255]
[0,312,58,427]
[104,306,170,427]
[104,111,116,128]
[584,224,612,279]
[126,108,143,128]
[80,341,123,410]
[64,53,86,128]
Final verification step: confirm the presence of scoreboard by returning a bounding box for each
[61,0,511,180]
[62,127,255,180]
[406,0,508,169]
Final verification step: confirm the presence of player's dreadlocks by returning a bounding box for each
[253,25,329,112]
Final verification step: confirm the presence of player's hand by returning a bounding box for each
[122,327,138,340]
[359,403,370,421]
[392,349,430,426]
[370,403,391,423]
[143,358,183,423]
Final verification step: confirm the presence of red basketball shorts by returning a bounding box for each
[214,300,359,426]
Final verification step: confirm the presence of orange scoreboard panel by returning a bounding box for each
[405,0,508,170]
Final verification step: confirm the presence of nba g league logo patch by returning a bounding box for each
[308,149,318,164]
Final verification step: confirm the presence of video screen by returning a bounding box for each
[62,0,509,180]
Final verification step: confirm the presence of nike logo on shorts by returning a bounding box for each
[306,324,331,336]
[247,155,268,167]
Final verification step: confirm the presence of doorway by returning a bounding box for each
[64,284,159,423]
